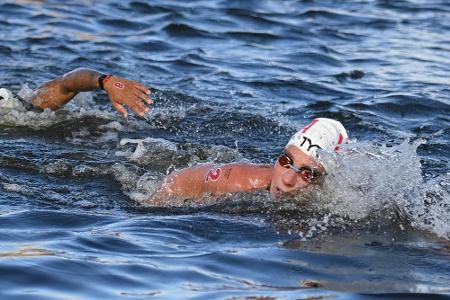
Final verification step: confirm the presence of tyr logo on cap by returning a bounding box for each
[300,136,322,152]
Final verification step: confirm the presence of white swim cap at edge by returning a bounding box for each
[286,118,348,158]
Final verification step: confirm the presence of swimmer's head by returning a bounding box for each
[286,118,348,159]
[270,118,348,198]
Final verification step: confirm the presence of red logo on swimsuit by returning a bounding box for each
[205,168,222,182]
[114,82,125,89]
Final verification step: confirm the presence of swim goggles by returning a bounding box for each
[277,151,322,182]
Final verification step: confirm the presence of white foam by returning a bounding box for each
[117,137,178,161]
[99,121,125,132]
[0,88,26,111]
[3,183,22,193]
[309,139,450,239]
[110,163,162,202]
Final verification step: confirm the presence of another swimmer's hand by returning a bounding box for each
[103,75,153,118]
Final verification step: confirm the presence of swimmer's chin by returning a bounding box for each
[270,186,291,200]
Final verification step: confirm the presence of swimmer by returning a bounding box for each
[26,69,347,204]
[147,118,348,205]
[29,68,152,118]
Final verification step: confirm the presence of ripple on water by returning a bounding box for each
[162,23,221,40]
[96,18,148,31]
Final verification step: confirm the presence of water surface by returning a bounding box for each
[0,0,449,299]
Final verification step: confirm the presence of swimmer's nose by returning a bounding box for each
[281,169,297,187]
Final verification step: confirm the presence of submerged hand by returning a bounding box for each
[103,75,153,118]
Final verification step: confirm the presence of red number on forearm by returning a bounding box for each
[205,168,222,182]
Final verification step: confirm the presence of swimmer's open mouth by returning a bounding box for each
[273,186,305,199]
[273,187,283,197]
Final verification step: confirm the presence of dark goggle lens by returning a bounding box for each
[299,169,313,182]
[278,154,292,168]
[278,153,320,182]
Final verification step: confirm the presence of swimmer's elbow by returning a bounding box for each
[31,93,56,111]
[31,76,76,110]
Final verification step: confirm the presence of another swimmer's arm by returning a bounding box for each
[31,68,153,118]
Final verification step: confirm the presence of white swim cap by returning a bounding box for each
[287,118,348,158]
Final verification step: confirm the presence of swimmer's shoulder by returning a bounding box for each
[223,162,273,178]
[200,162,273,193]
[198,161,272,179]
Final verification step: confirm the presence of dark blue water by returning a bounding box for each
[0,0,449,299]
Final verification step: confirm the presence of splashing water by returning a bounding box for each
[321,139,425,219]
[287,139,450,239]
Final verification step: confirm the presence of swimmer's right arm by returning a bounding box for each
[31,68,153,118]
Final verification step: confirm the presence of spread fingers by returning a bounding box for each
[111,101,128,119]
[136,84,151,96]
[127,97,150,117]
[135,90,153,105]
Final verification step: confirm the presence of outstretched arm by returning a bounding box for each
[31,68,153,118]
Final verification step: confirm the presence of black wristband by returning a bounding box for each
[98,74,108,90]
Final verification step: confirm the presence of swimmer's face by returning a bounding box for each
[270,145,325,198]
